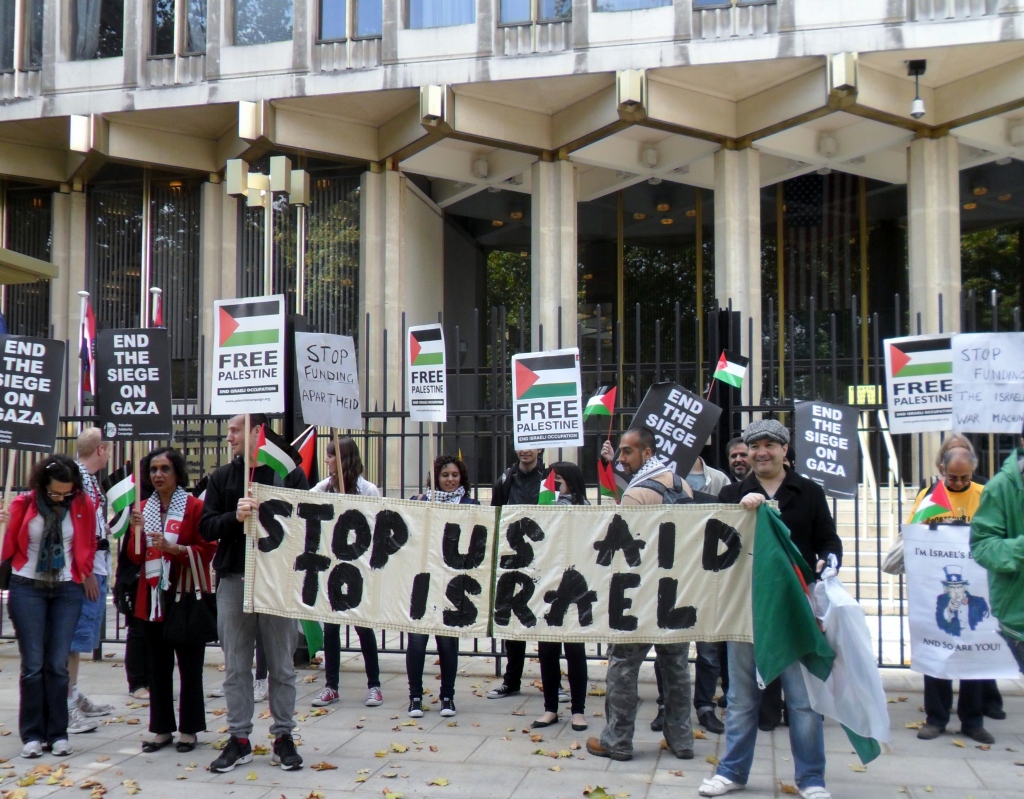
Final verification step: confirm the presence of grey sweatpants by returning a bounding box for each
[216,574,298,738]
[599,642,693,756]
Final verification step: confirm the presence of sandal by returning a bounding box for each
[531,714,560,728]
[141,735,174,753]
[176,739,196,753]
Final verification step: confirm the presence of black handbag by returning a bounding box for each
[113,536,141,617]
[163,547,218,646]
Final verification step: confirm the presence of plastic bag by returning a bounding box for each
[881,532,905,575]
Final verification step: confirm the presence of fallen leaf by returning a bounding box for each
[355,776,367,783]
[400,721,416,727]
[2,790,27,799]
[382,791,403,799]
[310,762,337,771]
[570,741,581,750]
[952,739,966,748]
[558,750,572,759]
[446,721,457,727]
[122,780,141,795]
[125,718,141,725]
[15,777,35,788]
[905,721,924,729]
[96,756,110,763]
[258,710,272,720]
[530,734,544,743]
[588,686,606,697]
[309,709,329,717]
[779,782,798,795]
[848,764,868,773]
[375,750,388,758]
[305,792,324,799]
[428,778,450,786]
[583,788,610,799]
[511,710,525,716]
[669,770,684,777]
[693,729,706,740]
[382,773,398,779]
[246,772,258,781]
[429,745,438,752]
[175,776,187,781]
[705,756,719,766]
[253,745,271,756]
[301,674,319,683]
[977,744,991,751]
[549,766,562,772]
[391,743,408,754]
[212,737,230,750]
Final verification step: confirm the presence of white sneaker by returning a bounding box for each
[209,685,225,698]
[76,693,114,717]
[20,741,42,758]
[67,705,99,734]
[699,776,744,796]
[253,678,269,703]
[798,788,831,799]
[365,687,383,707]
[51,739,73,756]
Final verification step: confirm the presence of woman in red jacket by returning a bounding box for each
[0,454,98,759]
[127,447,214,753]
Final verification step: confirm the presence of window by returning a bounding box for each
[409,0,474,29]
[594,0,671,10]
[356,0,381,37]
[235,0,293,45]
[26,0,42,67]
[153,0,206,56]
[0,0,14,70]
[320,0,346,40]
[500,0,571,23]
[73,0,124,59]
[693,0,775,6]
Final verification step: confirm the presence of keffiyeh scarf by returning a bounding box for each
[427,486,466,504]
[142,487,188,621]
[626,456,673,491]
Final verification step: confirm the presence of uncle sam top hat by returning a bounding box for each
[941,565,969,586]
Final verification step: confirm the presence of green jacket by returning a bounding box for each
[970,447,1024,639]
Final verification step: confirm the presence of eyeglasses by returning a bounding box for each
[46,489,77,501]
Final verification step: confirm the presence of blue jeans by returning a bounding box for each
[716,642,826,791]
[8,576,85,744]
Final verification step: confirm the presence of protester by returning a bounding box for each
[588,428,695,762]
[406,454,479,719]
[127,448,214,753]
[726,437,750,482]
[1,454,99,759]
[971,419,1024,677]
[68,428,114,733]
[311,436,384,710]
[687,452,730,496]
[533,461,589,732]
[200,414,308,773]
[909,446,997,743]
[701,419,841,799]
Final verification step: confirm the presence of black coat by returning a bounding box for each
[199,457,309,576]
[719,467,843,573]
[491,462,545,507]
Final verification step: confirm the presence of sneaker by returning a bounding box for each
[365,687,383,707]
[440,697,456,717]
[253,678,269,703]
[51,739,73,757]
[67,705,99,734]
[20,741,42,759]
[209,685,225,698]
[699,775,745,796]
[798,788,831,799]
[210,735,253,773]
[650,705,665,732]
[984,707,1007,720]
[699,709,725,735]
[916,723,944,740]
[271,733,303,771]
[486,683,519,699]
[585,737,631,762]
[311,686,339,707]
[961,726,995,744]
[557,686,570,704]
[408,697,424,718]
[76,693,114,717]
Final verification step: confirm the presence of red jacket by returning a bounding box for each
[127,494,214,621]
[1,492,97,583]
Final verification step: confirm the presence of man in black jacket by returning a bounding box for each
[486,449,545,700]
[200,414,309,774]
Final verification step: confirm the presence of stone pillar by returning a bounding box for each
[49,190,88,414]
[199,180,234,413]
[530,159,577,353]
[713,147,762,406]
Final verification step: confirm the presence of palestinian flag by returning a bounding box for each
[538,469,557,505]
[257,424,302,479]
[888,336,952,378]
[102,463,135,539]
[217,299,281,348]
[598,459,621,501]
[514,352,579,401]
[191,475,208,501]
[754,507,885,764]
[291,425,318,482]
[79,298,96,395]
[713,350,748,390]
[583,386,616,421]
[910,481,954,523]
[409,326,444,366]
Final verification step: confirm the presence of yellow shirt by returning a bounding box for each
[907,481,984,524]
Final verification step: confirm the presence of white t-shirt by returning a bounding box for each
[312,475,380,497]
[13,511,75,582]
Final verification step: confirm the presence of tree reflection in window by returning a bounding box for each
[235,0,293,45]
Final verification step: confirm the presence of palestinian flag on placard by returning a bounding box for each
[102,463,135,539]
[910,480,954,523]
[191,475,209,502]
[888,337,952,378]
[409,326,444,367]
[583,386,617,421]
[598,459,621,501]
[256,424,302,479]
[291,425,318,481]
[713,350,749,390]
[218,299,281,348]
[754,507,884,764]
[514,352,578,401]
[538,469,557,505]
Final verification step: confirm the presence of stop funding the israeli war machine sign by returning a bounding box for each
[407,324,447,423]
[95,328,172,439]
[883,334,953,434]
[0,335,65,453]
[212,295,286,416]
[511,348,583,449]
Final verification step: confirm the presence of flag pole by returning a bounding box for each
[705,377,717,401]
[132,443,142,556]
[77,290,90,421]
[0,449,18,556]
[334,430,345,493]
[149,286,162,327]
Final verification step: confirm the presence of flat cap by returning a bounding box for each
[743,419,790,446]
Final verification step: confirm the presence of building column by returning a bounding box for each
[49,190,87,415]
[907,136,960,336]
[530,159,577,352]
[714,147,762,405]
[199,179,234,413]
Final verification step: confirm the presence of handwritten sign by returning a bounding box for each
[294,332,362,430]
[951,332,1024,434]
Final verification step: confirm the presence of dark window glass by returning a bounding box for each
[27,0,43,67]
[355,0,382,36]
[409,0,474,29]
[187,0,207,52]
[152,0,175,55]
[540,0,571,19]
[0,0,15,70]
[320,0,346,39]
[4,187,52,339]
[594,0,671,10]
[74,0,124,59]
[235,0,293,45]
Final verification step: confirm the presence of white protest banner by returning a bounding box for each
[883,334,953,434]
[511,347,583,448]
[245,486,495,638]
[212,295,286,415]
[951,331,1024,434]
[95,328,173,439]
[493,503,755,644]
[0,335,65,453]
[407,324,446,423]
[903,523,1019,680]
[793,400,858,497]
[295,332,362,429]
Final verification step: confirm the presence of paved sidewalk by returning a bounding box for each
[0,642,1021,799]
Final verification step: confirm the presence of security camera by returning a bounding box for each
[910,97,926,120]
